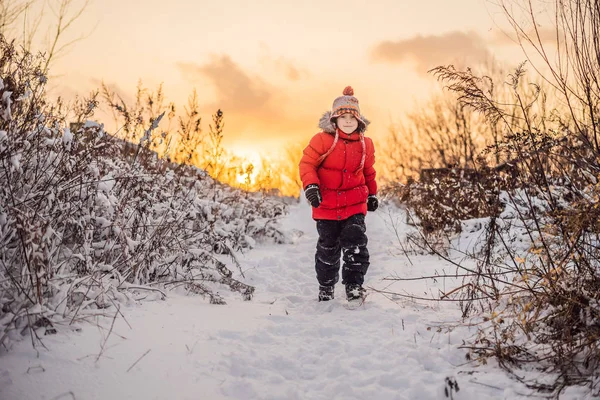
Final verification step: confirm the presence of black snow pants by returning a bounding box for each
[315,213,370,287]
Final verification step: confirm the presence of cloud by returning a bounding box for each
[257,44,311,82]
[178,55,274,115]
[276,60,303,81]
[269,57,311,81]
[371,31,492,73]
[177,55,318,148]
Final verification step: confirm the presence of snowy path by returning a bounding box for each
[1,203,567,399]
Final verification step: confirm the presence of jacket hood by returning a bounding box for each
[318,111,371,134]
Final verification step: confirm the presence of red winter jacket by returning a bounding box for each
[299,119,377,221]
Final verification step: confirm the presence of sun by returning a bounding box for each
[231,148,264,186]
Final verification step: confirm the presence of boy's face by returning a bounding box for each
[336,113,359,134]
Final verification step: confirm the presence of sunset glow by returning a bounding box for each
[16,0,537,194]
[233,150,263,186]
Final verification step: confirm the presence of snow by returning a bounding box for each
[16,90,32,101]
[83,120,100,128]
[2,90,12,120]
[140,112,165,145]
[62,127,73,146]
[9,153,21,171]
[0,203,592,400]
[0,130,6,151]
[97,175,116,193]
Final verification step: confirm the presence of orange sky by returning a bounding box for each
[30,0,540,160]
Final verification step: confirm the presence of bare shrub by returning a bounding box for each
[398,0,600,393]
[380,60,548,186]
[404,164,515,234]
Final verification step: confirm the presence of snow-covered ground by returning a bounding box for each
[0,202,591,399]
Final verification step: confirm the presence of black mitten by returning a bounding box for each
[305,184,322,208]
[367,195,379,212]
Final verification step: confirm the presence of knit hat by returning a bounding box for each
[330,86,366,131]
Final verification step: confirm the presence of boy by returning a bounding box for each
[299,86,378,302]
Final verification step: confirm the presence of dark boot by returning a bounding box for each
[318,285,335,301]
[345,284,365,301]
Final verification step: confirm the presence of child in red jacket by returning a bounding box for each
[299,86,378,302]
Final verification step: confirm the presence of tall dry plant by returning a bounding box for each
[102,81,176,161]
[172,89,203,166]
[499,0,600,152]
[0,0,92,72]
[203,108,225,180]
[277,144,304,198]
[381,93,490,185]
[0,1,34,35]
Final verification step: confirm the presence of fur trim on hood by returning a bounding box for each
[316,111,370,174]
[318,111,371,134]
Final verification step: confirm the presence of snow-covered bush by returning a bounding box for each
[455,129,600,394]
[388,1,600,391]
[0,35,288,348]
[405,59,600,395]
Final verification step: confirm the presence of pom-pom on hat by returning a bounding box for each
[330,86,365,131]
